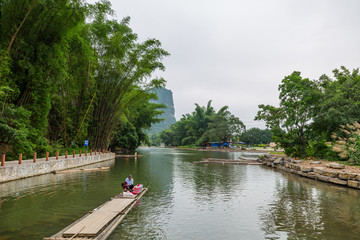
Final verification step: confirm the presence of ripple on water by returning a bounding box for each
[3,148,360,240]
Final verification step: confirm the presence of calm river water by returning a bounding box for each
[1,147,360,239]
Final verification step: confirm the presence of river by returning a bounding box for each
[0,147,360,239]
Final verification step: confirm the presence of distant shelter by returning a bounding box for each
[209,142,230,148]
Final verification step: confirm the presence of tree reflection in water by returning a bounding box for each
[259,169,360,240]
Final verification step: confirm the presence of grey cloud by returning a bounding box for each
[87,0,360,129]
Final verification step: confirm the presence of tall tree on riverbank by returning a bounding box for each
[313,67,360,140]
[0,0,169,158]
[87,5,169,149]
[240,128,273,145]
[255,67,360,159]
[255,71,322,157]
[0,0,89,157]
[159,101,245,146]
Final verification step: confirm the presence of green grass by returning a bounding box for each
[177,145,197,149]
[270,151,287,155]
[334,160,360,168]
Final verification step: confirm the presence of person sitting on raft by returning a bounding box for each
[122,175,134,190]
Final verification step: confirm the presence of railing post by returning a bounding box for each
[95,149,97,155]
[85,149,87,156]
[56,151,59,160]
[33,153,37,163]
[73,150,75,158]
[19,154,22,164]
[1,154,5,166]
[65,151,68,159]
[102,149,104,154]
[46,152,49,161]
[79,150,82,157]
[90,149,92,156]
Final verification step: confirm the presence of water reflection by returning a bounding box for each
[0,159,115,199]
[109,148,176,240]
[2,148,360,239]
[259,168,360,240]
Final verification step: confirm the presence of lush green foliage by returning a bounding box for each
[0,0,168,158]
[239,128,272,145]
[110,91,165,151]
[256,67,360,159]
[332,122,360,165]
[159,100,245,146]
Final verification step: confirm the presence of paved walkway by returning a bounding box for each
[1,153,103,168]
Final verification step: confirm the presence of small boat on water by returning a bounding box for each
[44,187,147,240]
[52,167,110,174]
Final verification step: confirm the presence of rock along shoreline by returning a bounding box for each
[260,154,360,189]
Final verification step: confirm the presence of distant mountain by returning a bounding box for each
[149,87,176,135]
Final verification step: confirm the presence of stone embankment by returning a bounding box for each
[194,158,262,165]
[0,152,115,183]
[260,154,360,189]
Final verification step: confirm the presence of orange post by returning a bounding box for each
[79,150,82,157]
[95,149,97,155]
[46,152,49,161]
[56,151,59,160]
[65,151,68,159]
[102,149,104,154]
[33,153,37,163]
[73,150,75,158]
[1,154,5,166]
[19,154,22,164]
[85,149,87,156]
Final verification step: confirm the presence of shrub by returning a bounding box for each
[332,122,360,165]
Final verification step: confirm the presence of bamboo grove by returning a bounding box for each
[0,0,169,159]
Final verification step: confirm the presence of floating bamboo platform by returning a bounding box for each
[116,155,143,158]
[52,167,110,174]
[44,188,148,240]
[193,158,262,165]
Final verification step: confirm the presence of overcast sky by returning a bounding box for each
[87,0,360,129]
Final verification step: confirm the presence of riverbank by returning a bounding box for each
[260,154,360,189]
[0,152,115,183]
[171,146,278,154]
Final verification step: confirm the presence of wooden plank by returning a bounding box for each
[116,155,143,158]
[96,188,148,240]
[63,198,134,237]
[63,211,117,237]
[97,198,133,212]
[44,188,148,240]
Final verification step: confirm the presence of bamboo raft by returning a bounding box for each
[44,188,148,240]
[52,167,110,174]
[116,155,143,158]
[193,158,262,165]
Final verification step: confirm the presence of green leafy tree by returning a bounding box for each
[88,9,169,149]
[110,90,166,152]
[332,122,360,165]
[0,0,170,158]
[204,106,245,143]
[255,71,322,157]
[240,128,273,145]
[159,101,245,147]
[313,67,360,140]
